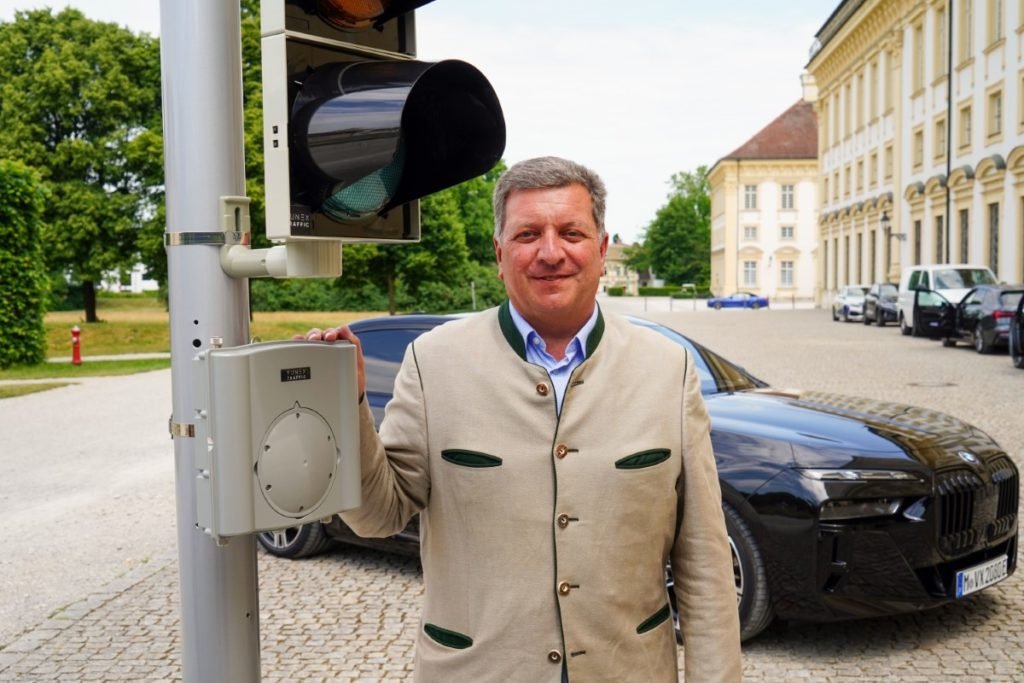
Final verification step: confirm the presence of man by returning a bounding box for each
[306,157,741,681]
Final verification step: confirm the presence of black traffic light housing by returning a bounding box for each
[262,0,506,242]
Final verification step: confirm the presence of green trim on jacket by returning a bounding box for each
[497,299,605,361]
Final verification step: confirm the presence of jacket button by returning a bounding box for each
[548,650,562,664]
[536,382,549,396]
[555,443,569,458]
[557,513,570,528]
[558,581,571,595]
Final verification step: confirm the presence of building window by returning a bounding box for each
[935,6,948,78]
[869,229,877,283]
[935,117,947,160]
[781,184,794,209]
[869,60,879,119]
[988,90,1003,137]
[856,71,864,130]
[870,151,879,186]
[987,0,1004,45]
[914,220,922,264]
[823,176,829,202]
[856,160,864,191]
[884,144,894,178]
[989,202,1000,275]
[935,215,945,262]
[959,0,974,62]
[833,171,840,200]
[744,184,757,209]
[743,261,758,286]
[960,208,970,261]
[780,260,794,287]
[913,22,925,92]
[913,128,924,168]
[781,225,795,239]
[883,50,893,110]
[844,165,851,196]
[844,235,850,282]
[833,238,839,289]
[743,226,758,240]
[960,105,973,148]
[845,82,852,137]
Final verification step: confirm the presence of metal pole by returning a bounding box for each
[160,2,261,681]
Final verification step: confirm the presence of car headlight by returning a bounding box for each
[820,498,902,521]
[798,469,921,482]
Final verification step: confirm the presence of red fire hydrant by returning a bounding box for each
[71,325,82,365]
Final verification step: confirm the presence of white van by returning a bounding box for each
[896,264,998,335]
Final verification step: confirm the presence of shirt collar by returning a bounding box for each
[507,301,599,362]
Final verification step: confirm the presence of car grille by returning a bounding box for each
[936,460,1019,555]
[937,470,981,553]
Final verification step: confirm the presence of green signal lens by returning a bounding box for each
[322,146,405,221]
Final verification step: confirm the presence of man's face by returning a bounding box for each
[494,183,608,335]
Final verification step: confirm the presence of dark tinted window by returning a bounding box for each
[1000,291,1023,309]
[359,329,427,395]
[934,268,997,288]
[631,319,764,394]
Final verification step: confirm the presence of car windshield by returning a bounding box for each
[846,287,867,297]
[880,284,897,297]
[934,268,997,289]
[1000,291,1023,309]
[629,318,766,394]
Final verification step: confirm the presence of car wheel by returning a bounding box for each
[942,337,957,348]
[1011,325,1024,369]
[841,309,849,323]
[973,323,992,354]
[724,504,773,641]
[876,312,886,327]
[832,307,838,321]
[862,311,871,325]
[714,302,723,310]
[257,522,333,559]
[899,313,911,335]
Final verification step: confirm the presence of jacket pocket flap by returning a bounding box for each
[636,604,671,634]
[424,623,474,649]
[441,449,503,468]
[615,448,671,470]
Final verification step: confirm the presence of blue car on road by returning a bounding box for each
[707,291,769,310]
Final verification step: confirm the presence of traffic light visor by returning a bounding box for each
[291,59,505,223]
[316,0,436,29]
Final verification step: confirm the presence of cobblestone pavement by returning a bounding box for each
[1,306,1022,681]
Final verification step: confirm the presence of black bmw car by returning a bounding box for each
[260,314,1019,641]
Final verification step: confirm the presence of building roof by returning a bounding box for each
[719,100,818,162]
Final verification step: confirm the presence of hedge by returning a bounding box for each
[0,160,47,367]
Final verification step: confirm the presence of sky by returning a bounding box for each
[0,0,831,244]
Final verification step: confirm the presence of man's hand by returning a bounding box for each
[295,325,366,399]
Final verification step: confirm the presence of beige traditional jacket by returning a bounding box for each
[342,302,741,682]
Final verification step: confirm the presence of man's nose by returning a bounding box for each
[536,230,564,263]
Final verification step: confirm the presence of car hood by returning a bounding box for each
[707,388,1000,470]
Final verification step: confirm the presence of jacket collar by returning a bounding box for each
[497,299,605,362]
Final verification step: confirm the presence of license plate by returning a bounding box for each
[955,555,1009,598]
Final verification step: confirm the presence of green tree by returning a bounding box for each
[630,167,711,288]
[0,161,47,367]
[0,8,162,322]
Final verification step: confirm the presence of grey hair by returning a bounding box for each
[492,156,607,239]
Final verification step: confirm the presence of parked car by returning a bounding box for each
[707,291,769,310]
[260,314,1019,643]
[831,284,868,322]
[1011,295,1024,369]
[897,264,998,336]
[863,282,898,326]
[913,284,1024,353]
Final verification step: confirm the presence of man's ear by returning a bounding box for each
[493,237,505,281]
[599,232,609,260]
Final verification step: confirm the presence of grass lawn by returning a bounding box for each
[46,296,386,357]
[0,382,73,399]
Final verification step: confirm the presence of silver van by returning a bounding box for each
[896,264,998,335]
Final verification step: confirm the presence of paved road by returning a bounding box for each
[1,305,1022,681]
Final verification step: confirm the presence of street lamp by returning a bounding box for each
[881,210,905,242]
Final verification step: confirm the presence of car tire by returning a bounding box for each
[751,302,761,310]
[862,311,871,325]
[1011,325,1024,368]
[832,308,838,321]
[723,503,773,641]
[841,309,849,323]
[714,302,723,310]
[941,337,957,347]
[876,312,886,327]
[257,522,333,559]
[973,323,992,354]
[899,312,916,336]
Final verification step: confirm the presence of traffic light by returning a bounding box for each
[262,0,506,243]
